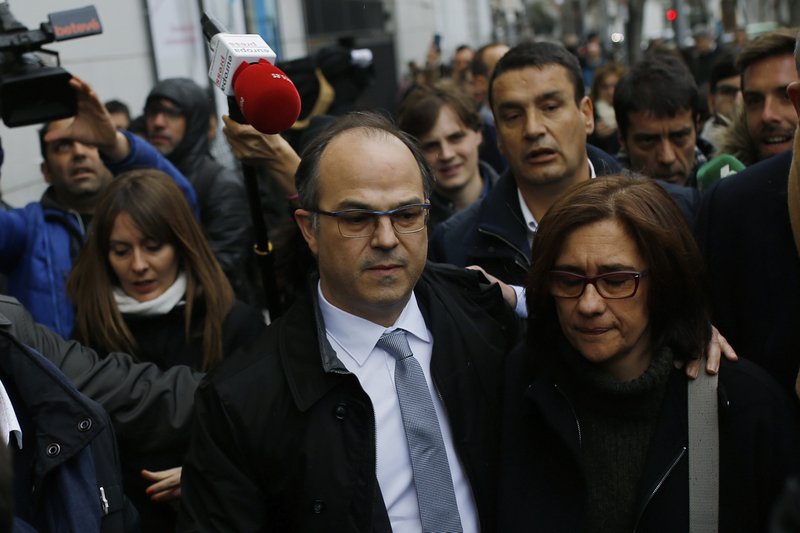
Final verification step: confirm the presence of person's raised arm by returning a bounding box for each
[43,76,199,216]
[222,115,300,199]
[42,76,128,161]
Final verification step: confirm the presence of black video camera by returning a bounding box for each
[0,3,102,127]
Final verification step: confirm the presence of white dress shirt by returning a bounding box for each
[318,284,479,533]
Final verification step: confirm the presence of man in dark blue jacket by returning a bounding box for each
[430,42,698,285]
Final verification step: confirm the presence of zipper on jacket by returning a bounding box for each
[632,446,686,532]
[553,383,582,446]
[99,486,109,515]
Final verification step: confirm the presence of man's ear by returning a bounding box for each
[40,161,52,184]
[788,81,800,119]
[617,128,627,152]
[707,90,716,117]
[294,209,319,256]
[580,96,595,136]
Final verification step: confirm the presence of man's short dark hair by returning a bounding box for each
[737,28,797,83]
[38,122,52,160]
[471,42,506,78]
[396,80,482,141]
[488,41,584,110]
[709,53,739,93]
[295,111,436,214]
[613,53,698,138]
[104,99,130,120]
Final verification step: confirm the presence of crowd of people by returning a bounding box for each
[0,22,798,533]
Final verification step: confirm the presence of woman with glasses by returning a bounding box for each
[498,174,799,532]
[67,169,265,531]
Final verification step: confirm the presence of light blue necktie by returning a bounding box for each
[377,329,463,533]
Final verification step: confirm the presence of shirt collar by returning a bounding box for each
[317,283,430,367]
[517,156,597,236]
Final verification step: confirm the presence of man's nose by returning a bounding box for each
[656,139,677,164]
[439,141,456,161]
[70,141,91,160]
[523,111,546,138]
[761,95,784,124]
[370,215,399,249]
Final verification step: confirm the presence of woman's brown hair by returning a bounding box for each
[526,174,710,362]
[68,169,234,370]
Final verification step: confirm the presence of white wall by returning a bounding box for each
[276,0,307,60]
[1,0,155,206]
[392,0,493,83]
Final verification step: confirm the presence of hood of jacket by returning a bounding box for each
[146,78,211,175]
[718,104,760,167]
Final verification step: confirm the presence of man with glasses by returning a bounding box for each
[699,54,741,153]
[180,112,520,532]
[144,78,254,299]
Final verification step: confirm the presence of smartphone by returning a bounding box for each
[433,33,441,52]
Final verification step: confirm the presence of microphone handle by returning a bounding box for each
[200,13,225,42]
[227,95,283,320]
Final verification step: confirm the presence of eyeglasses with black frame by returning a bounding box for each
[307,203,432,238]
[549,270,647,299]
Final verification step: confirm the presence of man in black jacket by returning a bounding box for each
[430,42,699,285]
[144,78,254,298]
[180,112,520,532]
[695,30,800,398]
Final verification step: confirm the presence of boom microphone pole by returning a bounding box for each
[202,12,301,320]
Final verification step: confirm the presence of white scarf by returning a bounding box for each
[113,272,187,316]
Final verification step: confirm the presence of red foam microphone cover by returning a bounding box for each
[233,59,302,134]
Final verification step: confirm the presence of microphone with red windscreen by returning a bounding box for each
[201,12,294,319]
[231,59,301,134]
[202,13,301,134]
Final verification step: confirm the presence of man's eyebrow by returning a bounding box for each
[632,132,662,141]
[534,90,565,103]
[334,198,424,210]
[497,100,525,112]
[668,127,693,136]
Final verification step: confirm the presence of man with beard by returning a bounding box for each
[695,29,800,401]
[144,78,253,298]
[613,53,712,187]
[0,77,196,337]
[739,29,798,162]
